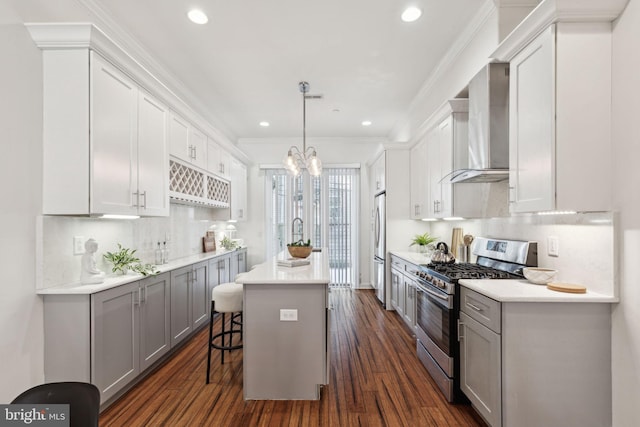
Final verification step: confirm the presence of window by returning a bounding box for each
[265,167,359,287]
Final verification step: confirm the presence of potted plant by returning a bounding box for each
[103,244,157,276]
[287,239,313,258]
[220,236,238,251]
[410,232,438,255]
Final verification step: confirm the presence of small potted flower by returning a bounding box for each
[410,232,438,256]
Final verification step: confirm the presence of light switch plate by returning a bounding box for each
[548,236,559,257]
[280,309,298,321]
[73,236,85,255]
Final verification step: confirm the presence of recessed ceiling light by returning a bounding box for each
[188,9,209,25]
[362,120,372,126]
[259,121,270,127]
[401,7,422,23]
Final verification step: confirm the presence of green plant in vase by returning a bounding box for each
[410,232,438,255]
[103,243,157,276]
[220,236,238,251]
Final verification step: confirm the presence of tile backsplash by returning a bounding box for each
[38,203,242,288]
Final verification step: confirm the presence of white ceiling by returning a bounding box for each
[17,0,488,142]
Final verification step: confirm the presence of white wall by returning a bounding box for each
[611,1,640,424]
[0,3,45,402]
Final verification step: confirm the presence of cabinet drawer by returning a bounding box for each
[389,255,406,272]
[460,287,501,333]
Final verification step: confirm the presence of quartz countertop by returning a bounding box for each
[459,279,618,303]
[389,251,431,266]
[236,250,329,285]
[37,247,247,295]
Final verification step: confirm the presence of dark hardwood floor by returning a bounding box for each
[100,288,486,426]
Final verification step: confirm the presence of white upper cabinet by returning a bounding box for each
[207,139,231,179]
[492,0,621,213]
[189,127,207,170]
[410,99,508,220]
[230,158,248,221]
[38,49,169,216]
[409,140,428,219]
[137,90,170,216]
[90,54,139,216]
[169,113,190,163]
[169,112,207,170]
[372,153,386,194]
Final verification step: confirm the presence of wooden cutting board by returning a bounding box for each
[547,282,587,294]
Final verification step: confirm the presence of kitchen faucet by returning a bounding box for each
[291,217,303,243]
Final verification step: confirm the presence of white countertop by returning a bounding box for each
[459,279,618,303]
[389,251,431,266]
[37,248,246,295]
[236,250,329,285]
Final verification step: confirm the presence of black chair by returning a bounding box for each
[11,382,100,427]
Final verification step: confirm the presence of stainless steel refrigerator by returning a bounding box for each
[373,192,386,304]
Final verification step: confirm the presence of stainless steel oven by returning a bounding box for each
[414,276,457,401]
[411,237,538,403]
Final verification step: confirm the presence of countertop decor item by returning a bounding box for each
[103,243,157,276]
[287,239,313,258]
[523,267,557,285]
[80,238,105,284]
[203,231,216,253]
[547,282,587,294]
[451,228,463,258]
[220,236,238,251]
[410,232,437,255]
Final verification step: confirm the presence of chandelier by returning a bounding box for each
[283,81,323,177]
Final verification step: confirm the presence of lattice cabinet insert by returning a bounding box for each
[170,159,230,207]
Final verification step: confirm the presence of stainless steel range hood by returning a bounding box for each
[450,63,510,183]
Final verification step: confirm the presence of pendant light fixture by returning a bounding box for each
[283,81,323,177]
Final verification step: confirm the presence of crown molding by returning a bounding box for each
[491,0,628,61]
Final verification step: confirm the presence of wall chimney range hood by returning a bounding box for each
[450,63,510,184]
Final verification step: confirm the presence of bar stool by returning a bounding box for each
[206,282,243,384]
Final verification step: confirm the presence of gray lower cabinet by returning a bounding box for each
[42,252,247,406]
[458,286,612,427]
[458,310,501,427]
[389,254,417,331]
[92,273,170,403]
[230,248,247,278]
[403,276,416,329]
[170,261,208,346]
[191,261,209,329]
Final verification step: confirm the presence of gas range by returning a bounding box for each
[412,237,537,403]
[414,262,522,294]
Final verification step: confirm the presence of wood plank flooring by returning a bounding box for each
[100,288,486,426]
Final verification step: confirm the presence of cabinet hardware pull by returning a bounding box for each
[132,191,139,208]
[466,302,483,312]
[141,286,146,303]
[140,191,147,209]
[457,319,464,341]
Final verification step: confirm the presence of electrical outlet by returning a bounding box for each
[279,309,298,321]
[73,236,85,255]
[548,236,559,257]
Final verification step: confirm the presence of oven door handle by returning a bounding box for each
[416,283,452,309]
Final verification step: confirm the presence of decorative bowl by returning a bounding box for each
[287,246,313,258]
[523,267,557,285]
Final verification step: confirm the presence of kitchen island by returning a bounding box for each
[235,250,330,400]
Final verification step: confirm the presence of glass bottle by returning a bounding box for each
[155,242,163,265]
[163,241,169,264]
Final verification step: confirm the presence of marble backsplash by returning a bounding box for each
[37,203,242,289]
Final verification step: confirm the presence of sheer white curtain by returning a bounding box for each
[264,167,359,287]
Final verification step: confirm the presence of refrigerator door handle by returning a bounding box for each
[374,206,381,249]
